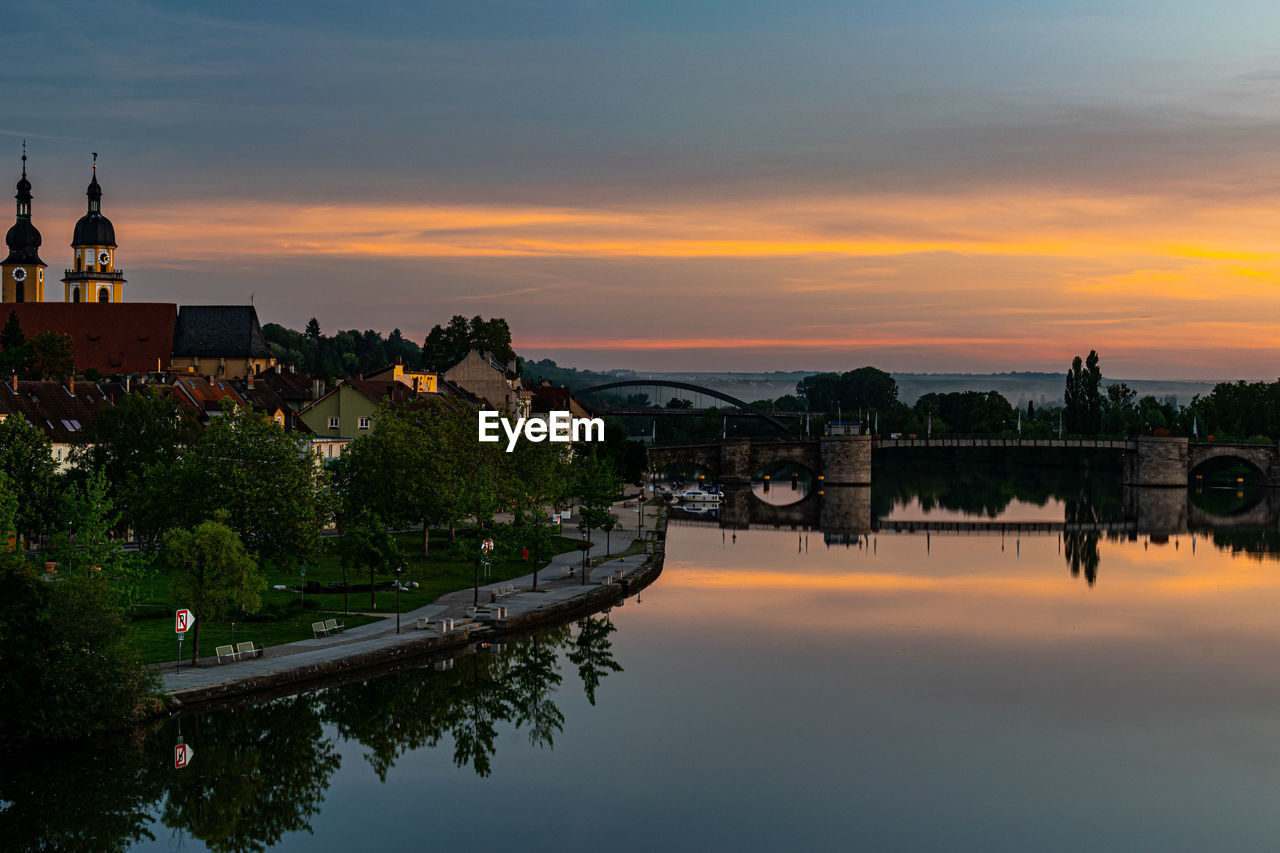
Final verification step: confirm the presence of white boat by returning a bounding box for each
[676,488,722,504]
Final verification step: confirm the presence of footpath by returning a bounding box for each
[160,503,666,709]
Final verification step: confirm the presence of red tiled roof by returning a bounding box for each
[5,303,177,375]
[158,375,249,416]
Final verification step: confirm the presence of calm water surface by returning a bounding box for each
[11,473,1280,851]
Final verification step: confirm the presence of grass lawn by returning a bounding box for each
[131,527,583,665]
[133,611,387,665]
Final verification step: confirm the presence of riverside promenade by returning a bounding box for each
[161,504,665,710]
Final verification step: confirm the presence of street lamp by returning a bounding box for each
[299,565,306,612]
[395,562,404,634]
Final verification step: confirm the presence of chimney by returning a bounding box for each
[275,363,282,374]
[396,355,403,365]
[68,375,75,396]
[9,372,15,388]
[247,373,255,390]
[124,375,131,393]
[312,379,323,400]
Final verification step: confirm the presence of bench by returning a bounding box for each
[216,644,238,664]
[236,641,263,659]
[312,621,331,638]
[324,618,345,634]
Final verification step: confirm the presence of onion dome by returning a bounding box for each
[72,158,116,247]
[3,149,43,265]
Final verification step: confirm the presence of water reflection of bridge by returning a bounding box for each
[672,484,1280,537]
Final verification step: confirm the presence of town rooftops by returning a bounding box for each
[0,378,114,443]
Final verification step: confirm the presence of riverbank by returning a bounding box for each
[160,505,667,712]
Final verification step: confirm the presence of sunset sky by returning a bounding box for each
[8,0,1280,378]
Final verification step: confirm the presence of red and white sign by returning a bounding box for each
[481,538,494,555]
[174,742,194,769]
[175,609,195,635]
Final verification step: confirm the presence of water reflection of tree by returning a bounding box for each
[1,620,623,847]
[0,726,165,852]
[509,625,570,748]
[161,693,341,853]
[320,625,574,780]
[569,616,624,705]
[1064,490,1105,586]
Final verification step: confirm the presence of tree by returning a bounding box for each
[337,507,402,612]
[1083,350,1103,434]
[28,331,75,380]
[305,317,322,341]
[141,402,328,567]
[70,387,199,537]
[0,412,59,540]
[1064,356,1084,434]
[165,517,265,664]
[421,314,513,370]
[50,471,123,580]
[0,558,159,747]
[573,449,621,584]
[0,309,29,378]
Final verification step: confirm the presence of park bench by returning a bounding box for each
[324,618,345,634]
[236,641,263,659]
[215,645,238,664]
[312,621,331,638]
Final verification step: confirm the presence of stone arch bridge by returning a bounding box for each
[649,435,1280,487]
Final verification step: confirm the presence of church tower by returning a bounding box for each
[62,154,124,303]
[1,144,47,303]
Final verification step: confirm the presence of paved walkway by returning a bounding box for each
[160,502,663,696]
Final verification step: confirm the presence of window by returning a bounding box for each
[328,417,339,430]
[98,288,110,303]
[358,417,370,430]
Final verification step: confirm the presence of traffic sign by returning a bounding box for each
[481,538,494,555]
[175,609,194,635]
[174,742,194,769]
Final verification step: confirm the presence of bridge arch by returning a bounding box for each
[1188,445,1274,483]
[578,380,791,432]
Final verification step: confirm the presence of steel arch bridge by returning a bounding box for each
[577,380,792,432]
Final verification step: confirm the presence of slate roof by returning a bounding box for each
[5,303,176,375]
[253,366,320,405]
[172,305,273,359]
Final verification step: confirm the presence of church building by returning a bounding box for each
[3,149,124,304]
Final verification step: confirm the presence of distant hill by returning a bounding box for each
[525,360,1220,408]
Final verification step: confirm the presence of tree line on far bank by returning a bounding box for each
[742,353,1280,441]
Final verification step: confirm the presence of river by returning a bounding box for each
[8,464,1280,851]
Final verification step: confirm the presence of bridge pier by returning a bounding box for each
[719,437,753,484]
[1123,485,1188,535]
[819,435,872,485]
[1124,436,1189,487]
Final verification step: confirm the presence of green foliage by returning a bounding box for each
[0,411,59,538]
[165,517,265,663]
[141,403,328,567]
[263,320,424,381]
[797,366,899,414]
[421,314,514,370]
[912,390,1016,435]
[0,559,158,747]
[70,387,199,537]
[50,471,123,579]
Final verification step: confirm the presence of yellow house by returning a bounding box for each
[362,361,440,394]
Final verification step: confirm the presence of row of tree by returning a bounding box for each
[263,314,515,381]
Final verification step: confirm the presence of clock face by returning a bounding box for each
[11,267,25,282]
[98,250,110,266]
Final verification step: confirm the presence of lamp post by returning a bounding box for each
[299,565,306,612]
[395,562,404,634]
